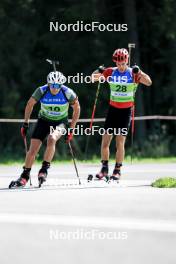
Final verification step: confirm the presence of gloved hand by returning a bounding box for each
[65,128,74,144]
[97,65,106,73]
[132,65,141,83]
[21,122,29,138]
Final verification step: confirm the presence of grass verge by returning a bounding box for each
[151,177,176,188]
[1,156,176,165]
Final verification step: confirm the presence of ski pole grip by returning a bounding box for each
[132,65,140,74]
[21,122,29,138]
[98,65,106,73]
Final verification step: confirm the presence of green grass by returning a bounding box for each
[124,156,176,164]
[80,156,176,164]
[151,177,176,188]
[1,156,176,165]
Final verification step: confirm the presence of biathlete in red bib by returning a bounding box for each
[92,48,152,181]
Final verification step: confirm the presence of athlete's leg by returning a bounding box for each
[25,139,42,168]
[38,129,62,182]
[101,133,113,161]
[9,139,42,187]
[110,135,126,180]
[96,134,113,179]
[115,135,126,163]
[43,129,62,162]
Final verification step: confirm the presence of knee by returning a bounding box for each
[47,135,56,146]
[116,139,125,150]
[28,148,38,157]
[102,140,110,149]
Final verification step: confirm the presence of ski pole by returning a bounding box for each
[131,105,135,163]
[128,43,136,68]
[22,135,32,186]
[90,82,101,129]
[84,82,101,158]
[128,43,136,163]
[68,141,81,185]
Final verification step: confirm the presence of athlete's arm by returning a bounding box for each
[139,71,152,86]
[70,99,80,129]
[24,97,37,123]
[91,70,102,82]
[91,67,113,82]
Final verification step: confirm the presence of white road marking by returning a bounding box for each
[0,213,176,233]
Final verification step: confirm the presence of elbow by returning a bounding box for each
[77,104,81,116]
[26,97,37,108]
[143,78,152,86]
[147,80,152,86]
[26,99,32,107]
[73,101,81,115]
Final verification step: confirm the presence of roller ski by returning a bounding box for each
[38,161,50,188]
[9,177,28,189]
[87,160,109,182]
[38,169,47,188]
[9,167,31,189]
[87,174,109,182]
[96,160,109,180]
[108,163,122,183]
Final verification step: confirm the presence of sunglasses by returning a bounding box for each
[49,83,61,89]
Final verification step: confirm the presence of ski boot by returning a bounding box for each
[38,161,50,188]
[9,167,31,189]
[109,163,122,182]
[95,160,109,181]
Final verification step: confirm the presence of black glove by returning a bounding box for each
[132,65,140,74]
[132,65,141,83]
[21,122,29,138]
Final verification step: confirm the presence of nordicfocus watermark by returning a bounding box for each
[50,21,128,32]
[50,73,130,84]
[49,229,128,240]
[50,125,128,136]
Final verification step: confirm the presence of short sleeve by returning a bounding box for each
[64,87,77,104]
[31,87,43,101]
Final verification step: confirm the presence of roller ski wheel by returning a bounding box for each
[109,175,120,183]
[95,172,109,181]
[87,174,93,182]
[87,174,109,182]
[108,163,122,183]
[95,163,109,181]
[108,172,121,183]
[38,172,47,188]
[9,178,28,189]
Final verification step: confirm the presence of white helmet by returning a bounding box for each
[47,71,66,84]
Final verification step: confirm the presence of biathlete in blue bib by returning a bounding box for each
[92,48,152,181]
[9,71,80,188]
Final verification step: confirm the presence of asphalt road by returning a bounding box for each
[0,162,176,264]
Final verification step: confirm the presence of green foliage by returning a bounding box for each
[151,177,176,188]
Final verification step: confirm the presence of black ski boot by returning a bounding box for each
[9,167,31,189]
[96,160,109,181]
[38,161,50,187]
[109,163,122,182]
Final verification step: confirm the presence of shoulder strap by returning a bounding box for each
[40,86,50,100]
[60,87,69,103]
